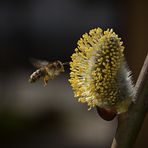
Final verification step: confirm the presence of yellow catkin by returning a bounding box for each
[69,27,130,112]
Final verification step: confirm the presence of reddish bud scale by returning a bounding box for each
[96,106,117,121]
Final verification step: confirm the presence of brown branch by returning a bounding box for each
[111,53,148,148]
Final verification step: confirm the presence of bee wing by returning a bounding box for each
[30,58,49,68]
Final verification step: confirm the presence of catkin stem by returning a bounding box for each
[111,53,148,148]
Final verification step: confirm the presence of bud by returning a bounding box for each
[69,27,134,120]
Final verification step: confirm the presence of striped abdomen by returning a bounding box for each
[29,68,45,83]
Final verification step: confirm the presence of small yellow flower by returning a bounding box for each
[69,27,134,114]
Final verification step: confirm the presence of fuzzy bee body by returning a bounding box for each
[29,68,46,83]
[29,60,65,86]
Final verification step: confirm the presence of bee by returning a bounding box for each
[29,59,68,86]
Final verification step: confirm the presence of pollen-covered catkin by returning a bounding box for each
[69,27,134,114]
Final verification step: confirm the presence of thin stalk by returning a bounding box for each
[111,53,148,148]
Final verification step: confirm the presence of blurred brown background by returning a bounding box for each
[0,0,147,148]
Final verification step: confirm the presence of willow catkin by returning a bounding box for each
[69,27,134,114]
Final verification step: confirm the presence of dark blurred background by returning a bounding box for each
[0,0,147,148]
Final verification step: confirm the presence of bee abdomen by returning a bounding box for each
[29,69,44,83]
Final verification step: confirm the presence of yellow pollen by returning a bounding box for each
[69,27,124,111]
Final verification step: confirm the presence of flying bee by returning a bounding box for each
[29,59,68,86]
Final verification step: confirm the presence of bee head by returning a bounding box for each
[54,61,64,72]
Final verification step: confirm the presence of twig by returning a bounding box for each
[111,53,148,148]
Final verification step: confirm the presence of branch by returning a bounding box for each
[111,53,148,148]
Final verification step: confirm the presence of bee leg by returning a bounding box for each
[43,75,49,87]
[43,80,48,87]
